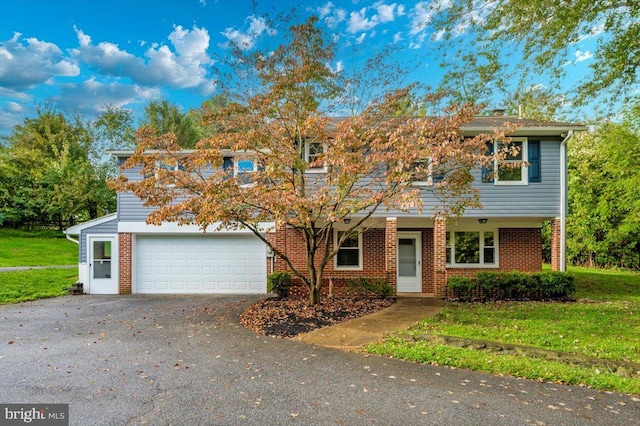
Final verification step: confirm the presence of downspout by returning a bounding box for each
[65,232,79,245]
[560,130,573,272]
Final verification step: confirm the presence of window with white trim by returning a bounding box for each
[305,140,326,171]
[412,157,433,186]
[334,230,362,270]
[495,138,528,185]
[234,157,257,187]
[151,160,184,185]
[446,230,497,267]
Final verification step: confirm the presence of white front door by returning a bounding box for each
[397,232,422,292]
[88,236,118,294]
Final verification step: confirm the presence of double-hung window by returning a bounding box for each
[234,157,257,187]
[334,230,362,270]
[495,137,528,185]
[412,157,433,186]
[446,230,497,267]
[305,140,326,171]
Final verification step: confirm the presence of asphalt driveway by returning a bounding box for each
[1,295,638,425]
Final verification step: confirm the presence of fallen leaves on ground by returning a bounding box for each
[240,296,395,338]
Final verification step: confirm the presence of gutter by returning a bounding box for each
[560,130,573,272]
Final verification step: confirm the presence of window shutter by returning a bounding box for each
[481,141,494,183]
[528,141,541,182]
[223,157,234,177]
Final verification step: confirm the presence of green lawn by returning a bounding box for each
[368,266,640,395]
[0,268,77,304]
[0,229,77,267]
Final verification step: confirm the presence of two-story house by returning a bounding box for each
[66,115,585,296]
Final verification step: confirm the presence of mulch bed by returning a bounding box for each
[240,296,395,338]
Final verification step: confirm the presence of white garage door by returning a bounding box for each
[136,235,266,294]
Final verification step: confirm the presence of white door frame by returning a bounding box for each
[397,231,422,293]
[87,234,118,294]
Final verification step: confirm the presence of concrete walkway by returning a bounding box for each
[0,265,76,272]
[295,296,446,350]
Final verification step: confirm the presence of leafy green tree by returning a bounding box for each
[435,1,640,106]
[93,105,135,150]
[0,108,116,229]
[567,112,640,269]
[140,100,202,148]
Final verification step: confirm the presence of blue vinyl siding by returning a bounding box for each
[115,138,563,223]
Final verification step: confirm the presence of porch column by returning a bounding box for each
[433,216,447,297]
[385,217,398,294]
[273,221,288,272]
[118,233,132,294]
[551,218,562,271]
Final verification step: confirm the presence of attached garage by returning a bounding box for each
[135,234,266,294]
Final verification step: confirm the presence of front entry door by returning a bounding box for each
[397,232,422,292]
[88,236,118,294]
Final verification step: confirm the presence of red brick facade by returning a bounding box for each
[118,233,132,294]
[273,224,547,298]
[550,218,562,271]
[433,217,448,297]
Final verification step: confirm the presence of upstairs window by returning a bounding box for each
[487,137,529,185]
[234,158,257,187]
[412,158,433,186]
[305,140,326,171]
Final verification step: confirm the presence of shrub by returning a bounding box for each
[447,276,477,300]
[267,272,292,298]
[347,277,393,298]
[447,271,575,302]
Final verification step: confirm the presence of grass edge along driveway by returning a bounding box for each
[367,266,640,395]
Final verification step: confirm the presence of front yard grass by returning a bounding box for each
[367,266,640,395]
[0,268,77,304]
[0,229,77,267]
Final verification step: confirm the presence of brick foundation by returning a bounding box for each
[118,233,132,294]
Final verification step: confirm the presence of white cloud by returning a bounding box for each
[71,25,215,94]
[220,16,276,51]
[0,87,32,102]
[409,2,435,35]
[326,60,344,74]
[355,33,367,44]
[50,78,159,114]
[318,1,334,18]
[375,3,399,23]
[348,8,378,33]
[7,101,23,113]
[347,3,402,34]
[0,32,79,90]
[577,24,605,43]
[431,29,446,42]
[574,50,593,62]
[392,32,403,43]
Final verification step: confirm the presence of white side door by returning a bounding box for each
[88,236,118,294]
[397,232,422,292]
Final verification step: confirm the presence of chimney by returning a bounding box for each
[493,108,506,116]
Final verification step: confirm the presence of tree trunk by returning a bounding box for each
[309,283,322,305]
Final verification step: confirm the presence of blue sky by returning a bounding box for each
[0,0,599,134]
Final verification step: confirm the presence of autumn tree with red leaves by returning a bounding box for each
[111,17,508,305]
